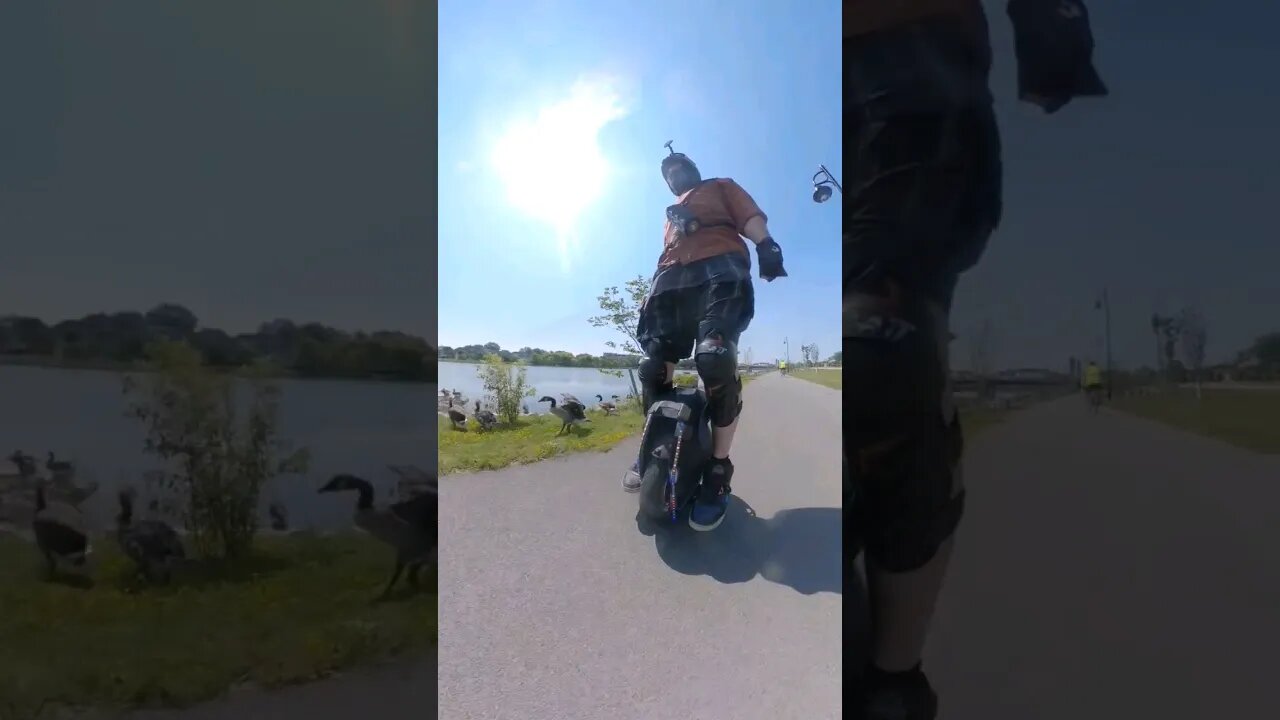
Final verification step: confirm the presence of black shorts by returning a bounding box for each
[636,281,754,362]
[844,14,1003,306]
[844,15,1001,572]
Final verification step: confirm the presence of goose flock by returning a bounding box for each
[11,452,438,600]
[435,390,623,435]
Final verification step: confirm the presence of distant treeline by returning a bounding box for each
[440,342,642,369]
[0,303,435,382]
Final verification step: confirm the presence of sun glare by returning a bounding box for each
[490,78,628,266]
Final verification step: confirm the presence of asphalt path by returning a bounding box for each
[437,371,843,720]
[920,396,1280,718]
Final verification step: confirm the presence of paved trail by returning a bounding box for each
[438,372,842,720]
[922,397,1280,718]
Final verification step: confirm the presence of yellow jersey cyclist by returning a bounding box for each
[1083,360,1104,408]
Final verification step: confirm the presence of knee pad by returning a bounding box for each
[637,347,671,410]
[694,336,741,427]
[858,416,966,573]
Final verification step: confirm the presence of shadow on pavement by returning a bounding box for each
[638,497,842,595]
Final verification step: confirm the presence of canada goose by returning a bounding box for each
[595,394,619,415]
[268,500,289,531]
[446,399,468,430]
[116,489,185,583]
[539,395,590,435]
[46,451,74,475]
[474,400,499,431]
[388,464,437,499]
[8,450,36,477]
[318,474,436,598]
[31,480,91,578]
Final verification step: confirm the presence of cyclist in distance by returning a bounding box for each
[1083,359,1105,410]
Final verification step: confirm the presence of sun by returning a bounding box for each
[490,78,629,238]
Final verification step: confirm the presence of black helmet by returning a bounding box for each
[661,141,701,195]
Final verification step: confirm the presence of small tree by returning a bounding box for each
[476,353,535,424]
[1179,306,1208,399]
[122,341,309,560]
[588,275,650,356]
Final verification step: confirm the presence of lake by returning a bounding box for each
[437,362,648,414]
[0,365,433,531]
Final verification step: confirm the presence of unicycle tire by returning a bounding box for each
[639,461,674,522]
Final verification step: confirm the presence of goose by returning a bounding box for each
[116,488,185,583]
[8,450,36,477]
[388,464,437,500]
[318,473,436,598]
[473,400,499,431]
[268,500,289,531]
[46,451,74,475]
[539,395,590,435]
[595,394,619,415]
[446,399,468,430]
[31,480,91,578]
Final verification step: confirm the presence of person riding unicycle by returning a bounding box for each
[620,142,788,532]
[1083,359,1104,410]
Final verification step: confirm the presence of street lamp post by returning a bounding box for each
[784,337,790,368]
[811,165,843,204]
[1096,288,1113,400]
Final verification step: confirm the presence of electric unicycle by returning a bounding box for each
[631,386,713,524]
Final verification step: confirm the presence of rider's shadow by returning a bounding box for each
[638,497,842,595]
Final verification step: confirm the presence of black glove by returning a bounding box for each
[1007,0,1108,114]
[755,238,787,282]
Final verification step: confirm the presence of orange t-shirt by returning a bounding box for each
[844,0,981,38]
[658,178,766,269]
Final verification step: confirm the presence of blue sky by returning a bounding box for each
[949,2,1280,370]
[438,0,841,363]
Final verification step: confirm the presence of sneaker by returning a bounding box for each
[622,461,642,493]
[864,666,938,720]
[688,457,733,531]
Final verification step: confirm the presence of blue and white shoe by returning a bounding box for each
[688,457,733,531]
[622,461,642,493]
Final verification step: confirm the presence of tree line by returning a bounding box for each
[439,342,640,369]
[0,303,434,382]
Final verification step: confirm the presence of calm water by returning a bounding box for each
[437,362,648,414]
[0,365,433,530]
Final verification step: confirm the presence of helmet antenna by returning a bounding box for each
[663,140,676,156]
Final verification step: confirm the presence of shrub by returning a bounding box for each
[122,341,310,559]
[476,354,536,424]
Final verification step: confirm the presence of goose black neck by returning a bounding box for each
[354,482,374,510]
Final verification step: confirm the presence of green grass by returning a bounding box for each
[439,378,769,474]
[0,532,435,718]
[790,368,842,390]
[1112,388,1280,453]
[439,406,647,474]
